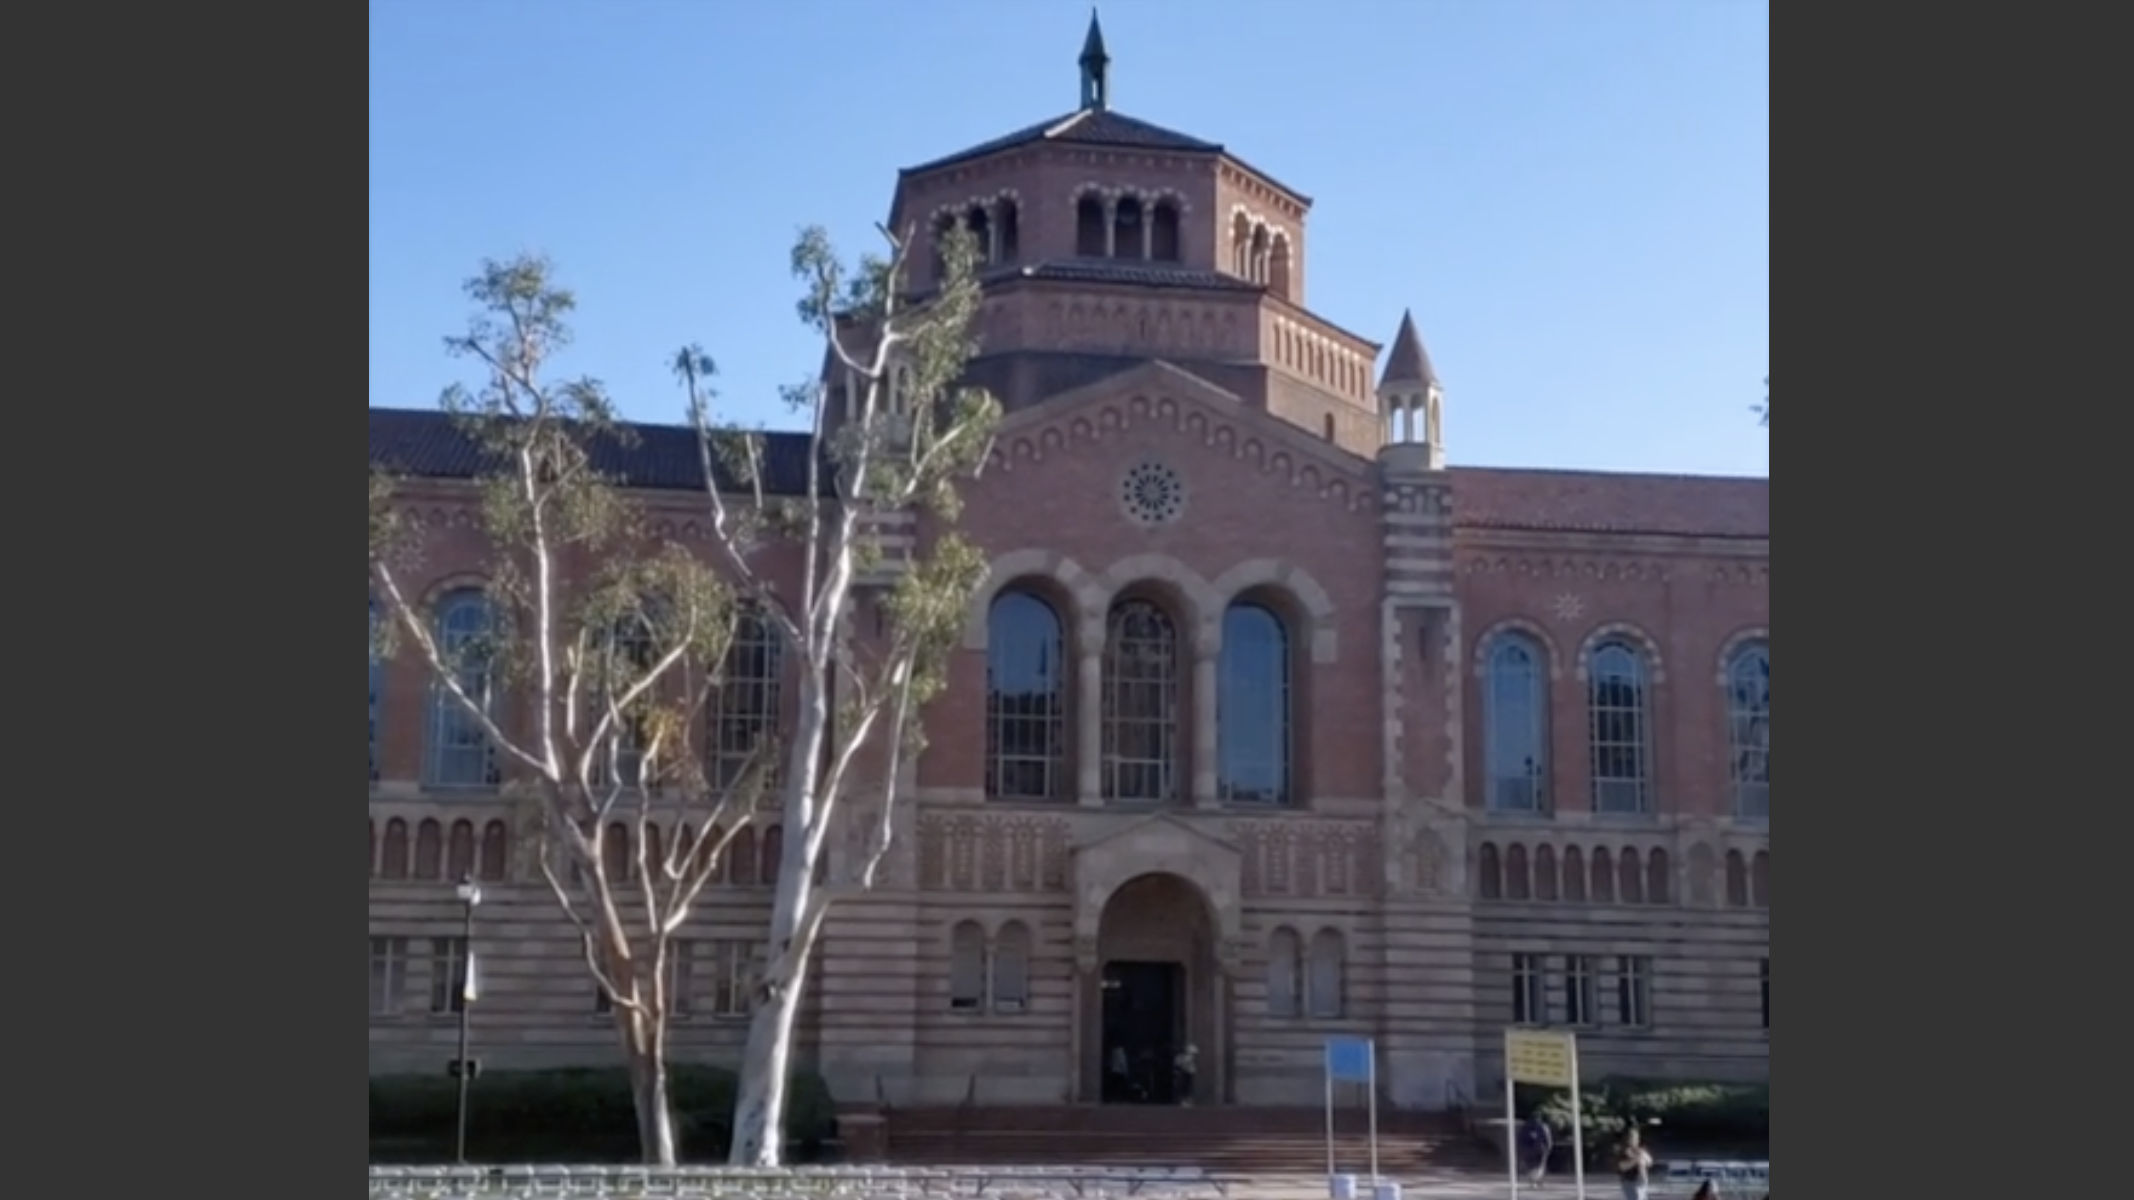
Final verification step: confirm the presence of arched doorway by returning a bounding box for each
[1084,872,1224,1105]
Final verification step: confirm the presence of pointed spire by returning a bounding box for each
[1079,8,1111,111]
[1378,309,1439,390]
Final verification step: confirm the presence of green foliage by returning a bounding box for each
[368,1066,838,1164]
[1525,1077,1768,1152]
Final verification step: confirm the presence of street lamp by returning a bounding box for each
[453,873,483,1165]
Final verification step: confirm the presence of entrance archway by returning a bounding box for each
[1082,872,1225,1105]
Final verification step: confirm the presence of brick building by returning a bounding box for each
[367,18,1769,1114]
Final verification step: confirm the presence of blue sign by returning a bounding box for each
[1324,1035,1374,1082]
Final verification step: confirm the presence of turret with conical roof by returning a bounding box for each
[1377,309,1445,470]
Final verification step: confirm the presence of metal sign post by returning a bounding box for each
[1323,1036,1379,1198]
[1503,1028,1585,1200]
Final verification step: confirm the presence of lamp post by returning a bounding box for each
[453,872,482,1165]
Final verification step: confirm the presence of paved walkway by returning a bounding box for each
[1212,1174,1754,1199]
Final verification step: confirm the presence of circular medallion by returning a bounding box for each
[1119,460,1186,525]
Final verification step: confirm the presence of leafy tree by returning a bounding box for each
[369,257,768,1164]
[677,221,999,1164]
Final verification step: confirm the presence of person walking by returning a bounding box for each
[1614,1127,1653,1200]
[1518,1112,1555,1187]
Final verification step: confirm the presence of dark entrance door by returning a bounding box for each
[1100,960,1183,1104]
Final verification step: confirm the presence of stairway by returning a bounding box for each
[883,1105,1494,1173]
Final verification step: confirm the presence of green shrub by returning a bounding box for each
[369,1064,836,1164]
[1519,1077,1767,1154]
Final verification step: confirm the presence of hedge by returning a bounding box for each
[1518,1077,1768,1153]
[369,1065,837,1163]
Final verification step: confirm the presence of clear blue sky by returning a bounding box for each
[370,0,1767,478]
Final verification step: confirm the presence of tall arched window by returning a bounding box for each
[729,826,759,887]
[1102,599,1180,804]
[1218,602,1290,804]
[948,920,986,1011]
[998,200,1020,263]
[1111,195,1143,260]
[478,820,509,882]
[710,608,783,794]
[992,921,1031,1013]
[1587,640,1652,814]
[1477,843,1502,900]
[986,591,1067,801]
[1726,643,1771,819]
[414,819,443,880]
[603,821,631,882]
[1076,195,1107,258]
[1306,929,1346,1019]
[446,820,475,880]
[1645,847,1672,905]
[369,597,383,783]
[1150,200,1181,261]
[1562,845,1586,902]
[381,818,409,879]
[1534,844,1559,901]
[1505,844,1531,900]
[1724,849,1749,907]
[1484,633,1548,812]
[425,589,499,787]
[1265,927,1302,1017]
[759,825,783,886]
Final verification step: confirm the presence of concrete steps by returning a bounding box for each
[884,1106,1494,1172]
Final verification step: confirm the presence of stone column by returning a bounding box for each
[1192,622,1220,807]
[1103,197,1118,258]
[1078,643,1104,806]
[1140,204,1153,261]
[986,200,1002,263]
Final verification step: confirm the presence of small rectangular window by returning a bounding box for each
[1563,955,1598,1026]
[1511,953,1547,1025]
[1615,955,1653,1028]
[369,936,406,1015]
[428,937,468,1014]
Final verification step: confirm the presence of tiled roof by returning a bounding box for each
[1449,467,1768,539]
[904,108,1222,176]
[1380,309,1439,388]
[371,409,1768,539]
[368,407,824,495]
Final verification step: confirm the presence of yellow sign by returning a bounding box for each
[1504,1029,1577,1088]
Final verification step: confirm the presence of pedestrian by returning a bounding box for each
[1172,1043,1198,1105]
[1518,1112,1554,1187]
[1614,1127,1653,1200]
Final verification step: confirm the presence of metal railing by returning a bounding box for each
[368,1163,1219,1199]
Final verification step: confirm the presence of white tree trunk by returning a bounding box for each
[623,1005,679,1165]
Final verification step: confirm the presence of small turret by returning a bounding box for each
[1079,8,1111,111]
[1376,309,1444,471]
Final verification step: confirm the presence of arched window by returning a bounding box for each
[1218,602,1290,804]
[1645,848,1671,904]
[1111,195,1143,260]
[425,589,500,787]
[369,597,384,783]
[1075,195,1107,258]
[1150,200,1181,262]
[1505,844,1531,900]
[998,200,1020,263]
[966,205,992,266]
[1534,844,1559,901]
[986,591,1067,801]
[1750,850,1770,908]
[381,819,410,879]
[1587,640,1652,814]
[759,824,783,887]
[644,824,666,878]
[730,826,759,886]
[1562,846,1586,902]
[710,608,783,794]
[1484,633,1548,812]
[414,819,443,880]
[1724,849,1749,907]
[1231,214,1253,276]
[603,821,631,882]
[1590,846,1615,903]
[1617,847,1643,904]
[948,920,986,1011]
[1306,929,1346,1019]
[700,823,727,884]
[1269,235,1292,298]
[599,611,657,788]
[992,921,1031,1012]
[1266,927,1302,1017]
[1726,643,1771,819]
[478,820,509,882]
[1477,842,1502,900]
[446,819,475,881]
[1102,599,1180,804]
[1249,226,1270,284]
